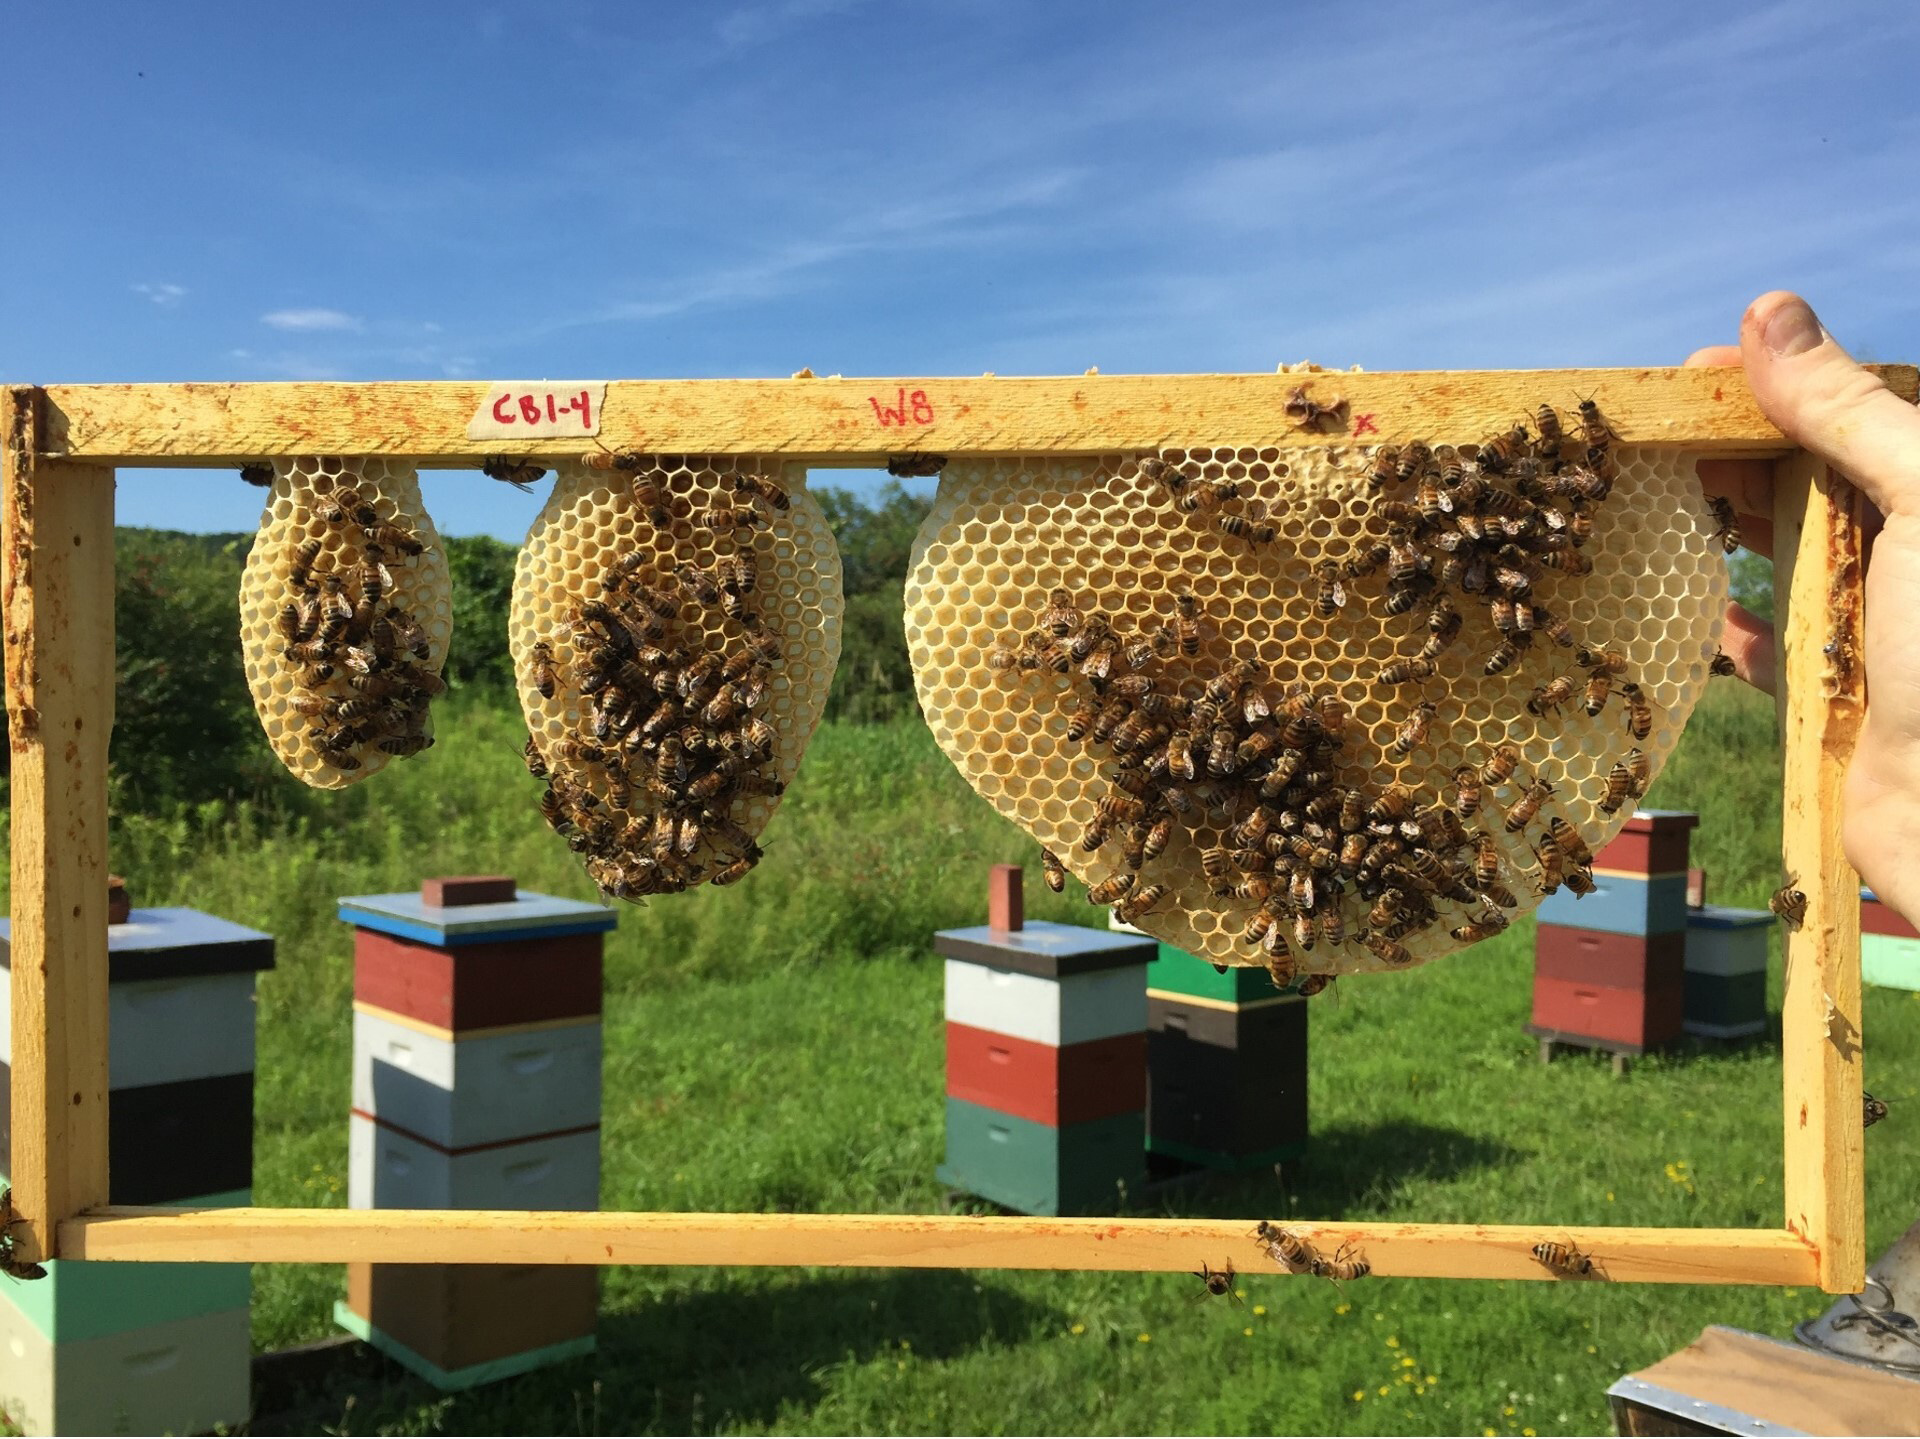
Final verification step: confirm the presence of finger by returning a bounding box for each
[1720,600,1776,695]
[1685,345,1743,368]
[1741,291,1920,517]
[1696,459,1774,558]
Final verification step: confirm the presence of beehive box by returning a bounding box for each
[907,439,1724,975]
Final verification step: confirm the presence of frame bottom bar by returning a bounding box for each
[59,1208,1821,1287]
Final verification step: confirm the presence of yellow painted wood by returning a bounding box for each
[60,1207,1818,1285]
[31,367,1920,466]
[2,389,113,1262]
[1774,450,1868,1294]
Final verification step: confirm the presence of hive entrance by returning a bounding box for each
[905,431,1725,976]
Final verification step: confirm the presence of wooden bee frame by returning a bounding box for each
[6,366,1913,1291]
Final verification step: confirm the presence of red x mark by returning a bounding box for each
[1351,413,1379,436]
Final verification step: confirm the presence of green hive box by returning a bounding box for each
[0,1186,250,1343]
[1862,933,1920,992]
[1147,944,1302,1005]
[937,1099,1145,1216]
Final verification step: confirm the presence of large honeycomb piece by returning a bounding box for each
[905,437,1727,975]
[238,458,452,789]
[508,458,842,895]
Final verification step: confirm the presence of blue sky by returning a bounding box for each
[10,1,1916,542]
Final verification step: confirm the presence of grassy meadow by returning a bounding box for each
[14,676,1916,1435]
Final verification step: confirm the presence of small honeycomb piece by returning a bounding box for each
[238,458,452,789]
[905,437,1726,975]
[508,458,843,894]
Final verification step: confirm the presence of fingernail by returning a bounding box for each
[1764,297,1826,357]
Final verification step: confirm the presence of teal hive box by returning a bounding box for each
[937,1099,1145,1216]
[1862,933,1920,991]
[0,1187,249,1344]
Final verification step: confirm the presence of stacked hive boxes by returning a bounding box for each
[936,869,1152,1215]
[1144,944,1308,1173]
[1682,905,1772,1040]
[1531,811,1696,1055]
[0,905,269,1436]
[1862,888,1920,991]
[334,877,612,1390]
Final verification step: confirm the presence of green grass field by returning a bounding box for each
[30,680,1920,1435]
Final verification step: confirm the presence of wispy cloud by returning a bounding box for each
[716,0,867,49]
[260,307,362,332]
[132,282,186,307]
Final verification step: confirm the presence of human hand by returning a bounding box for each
[1689,291,1920,919]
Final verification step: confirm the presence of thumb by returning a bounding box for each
[1740,291,1920,516]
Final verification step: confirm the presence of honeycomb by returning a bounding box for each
[905,428,1727,976]
[238,458,452,789]
[508,457,843,897]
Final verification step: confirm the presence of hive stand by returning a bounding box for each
[0,901,267,1436]
[335,877,609,1389]
[5,366,1911,1291]
[1531,810,1698,1073]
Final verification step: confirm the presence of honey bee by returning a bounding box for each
[1709,650,1737,677]
[1367,888,1407,931]
[1770,874,1807,929]
[1177,480,1240,513]
[1169,587,1207,656]
[698,504,766,534]
[1115,882,1168,924]
[1703,495,1741,553]
[1254,1221,1315,1273]
[1216,505,1277,549]
[288,537,324,591]
[1579,647,1629,678]
[1624,747,1650,798]
[1318,906,1346,947]
[319,484,378,528]
[1533,405,1564,455]
[1534,831,1566,893]
[1087,872,1137,905]
[1451,908,1508,943]
[1041,587,1080,637]
[529,641,558,700]
[1480,744,1520,787]
[1864,1093,1889,1128]
[1295,973,1333,998]
[1290,911,1317,954]
[367,522,426,557]
[1531,1240,1598,1278]
[1378,656,1438,686]
[1583,669,1614,717]
[1505,779,1554,833]
[1535,548,1593,576]
[1526,676,1576,717]
[482,456,549,489]
[1367,448,1401,489]
[1314,561,1347,616]
[733,470,791,511]
[1576,398,1614,449]
[1621,682,1653,740]
[710,855,757,886]
[1284,383,1348,431]
[1483,640,1522,676]
[1143,815,1173,864]
[1193,1260,1239,1301]
[1311,1242,1371,1282]
[1599,759,1635,815]
[1395,442,1432,483]
[1426,773,1476,833]
[1364,931,1413,966]
[1393,702,1436,755]
[886,454,948,479]
[1477,425,1530,473]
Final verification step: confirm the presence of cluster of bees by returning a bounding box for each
[268,483,441,772]
[1000,401,1691,982]
[524,456,790,900]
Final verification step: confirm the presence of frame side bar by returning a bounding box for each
[59,1209,1819,1286]
[1774,450,1868,1294]
[2,387,114,1261]
[31,367,1919,466]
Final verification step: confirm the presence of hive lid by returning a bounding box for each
[0,907,275,981]
[1686,904,1774,930]
[339,890,618,946]
[935,920,1155,978]
[1624,810,1702,829]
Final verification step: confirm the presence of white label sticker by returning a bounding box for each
[467,382,607,440]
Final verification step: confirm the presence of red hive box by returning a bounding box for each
[1591,810,1699,877]
[944,1023,1145,1127]
[1530,925,1686,1052]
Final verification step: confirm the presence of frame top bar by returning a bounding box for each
[20,366,1917,467]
